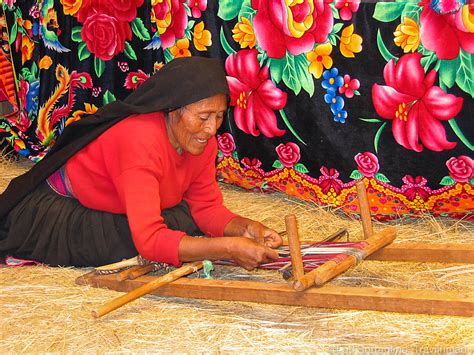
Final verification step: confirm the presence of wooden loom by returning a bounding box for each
[76,182,474,317]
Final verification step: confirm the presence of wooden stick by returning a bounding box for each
[77,273,474,317]
[285,214,304,280]
[127,264,156,280]
[356,180,374,238]
[293,227,396,291]
[95,256,140,271]
[115,265,144,281]
[91,261,203,318]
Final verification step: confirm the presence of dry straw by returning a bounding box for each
[0,152,473,353]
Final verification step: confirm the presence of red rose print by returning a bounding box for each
[446,155,474,182]
[81,13,132,60]
[217,133,236,156]
[77,0,144,23]
[276,142,300,167]
[355,152,379,177]
[152,0,187,49]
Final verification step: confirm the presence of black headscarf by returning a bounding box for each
[0,56,230,217]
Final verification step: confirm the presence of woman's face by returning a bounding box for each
[166,94,228,155]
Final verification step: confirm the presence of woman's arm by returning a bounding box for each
[178,235,279,270]
[178,216,283,270]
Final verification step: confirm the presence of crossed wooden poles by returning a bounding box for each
[80,181,473,318]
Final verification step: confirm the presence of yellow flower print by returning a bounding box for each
[232,17,256,49]
[170,38,191,58]
[340,24,362,58]
[60,0,83,16]
[21,36,34,64]
[393,17,420,53]
[193,21,212,51]
[39,55,53,70]
[461,4,474,32]
[306,42,333,79]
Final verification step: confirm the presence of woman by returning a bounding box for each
[0,57,282,269]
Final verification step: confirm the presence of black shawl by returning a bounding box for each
[0,56,230,217]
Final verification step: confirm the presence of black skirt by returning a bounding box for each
[0,183,202,267]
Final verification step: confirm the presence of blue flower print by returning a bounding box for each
[333,109,347,123]
[322,68,344,92]
[325,90,345,114]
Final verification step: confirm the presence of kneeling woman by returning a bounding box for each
[0,57,282,270]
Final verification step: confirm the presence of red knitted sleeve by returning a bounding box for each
[113,167,185,267]
[183,139,238,237]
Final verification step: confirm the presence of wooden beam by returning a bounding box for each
[77,273,474,317]
[282,241,474,264]
[367,243,474,263]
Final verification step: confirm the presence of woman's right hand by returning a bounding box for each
[178,235,279,271]
[227,237,279,270]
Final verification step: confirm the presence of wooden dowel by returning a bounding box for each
[91,261,203,318]
[95,256,139,271]
[115,265,144,281]
[285,214,304,280]
[356,180,374,238]
[293,227,396,291]
[127,264,156,280]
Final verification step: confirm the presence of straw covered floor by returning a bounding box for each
[0,152,473,353]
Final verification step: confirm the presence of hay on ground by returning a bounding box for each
[0,153,473,353]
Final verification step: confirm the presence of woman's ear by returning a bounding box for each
[167,107,185,124]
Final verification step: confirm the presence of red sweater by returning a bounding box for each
[66,112,237,266]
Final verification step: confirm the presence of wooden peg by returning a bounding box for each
[356,180,374,238]
[285,214,304,281]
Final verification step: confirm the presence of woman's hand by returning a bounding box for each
[178,235,279,271]
[227,237,279,270]
[224,216,283,248]
[241,220,282,248]
[178,216,282,271]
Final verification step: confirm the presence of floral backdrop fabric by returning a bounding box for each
[0,0,473,220]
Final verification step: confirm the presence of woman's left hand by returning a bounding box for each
[225,216,283,248]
